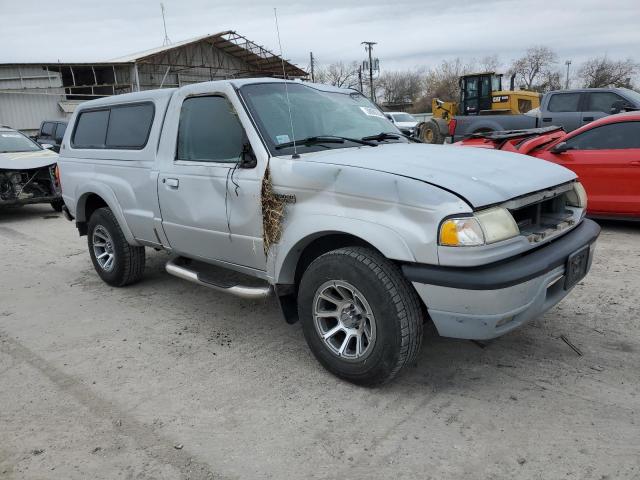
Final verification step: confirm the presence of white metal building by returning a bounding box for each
[0,31,307,135]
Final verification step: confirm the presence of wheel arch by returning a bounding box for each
[272,221,416,324]
[75,185,139,245]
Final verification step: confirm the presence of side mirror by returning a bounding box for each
[550,141,572,154]
[239,143,257,168]
[435,98,445,107]
[41,143,55,150]
[611,100,630,115]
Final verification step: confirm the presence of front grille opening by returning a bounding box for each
[510,193,575,243]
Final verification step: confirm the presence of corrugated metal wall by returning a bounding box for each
[0,65,67,133]
[136,42,262,89]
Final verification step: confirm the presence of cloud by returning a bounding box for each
[0,0,638,75]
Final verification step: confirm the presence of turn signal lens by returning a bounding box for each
[439,217,485,246]
[53,164,61,188]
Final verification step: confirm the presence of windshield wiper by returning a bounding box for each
[362,132,423,143]
[274,135,377,150]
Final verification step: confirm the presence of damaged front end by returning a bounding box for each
[0,164,61,207]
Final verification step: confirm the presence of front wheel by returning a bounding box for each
[419,120,444,144]
[87,207,145,287]
[298,247,424,386]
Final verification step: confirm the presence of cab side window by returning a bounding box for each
[586,92,626,113]
[54,123,67,143]
[547,93,581,112]
[177,96,245,163]
[565,122,640,150]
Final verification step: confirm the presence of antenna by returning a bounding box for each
[273,8,298,159]
[161,3,171,46]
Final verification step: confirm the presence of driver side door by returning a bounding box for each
[157,94,266,271]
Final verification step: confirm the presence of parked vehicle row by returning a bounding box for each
[57,78,599,385]
[451,87,640,142]
[456,111,640,220]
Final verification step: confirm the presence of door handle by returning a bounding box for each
[163,178,179,188]
[542,117,552,122]
[631,161,640,167]
[583,117,594,122]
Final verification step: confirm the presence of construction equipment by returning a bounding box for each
[418,72,540,144]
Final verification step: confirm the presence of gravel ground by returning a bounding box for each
[0,205,638,480]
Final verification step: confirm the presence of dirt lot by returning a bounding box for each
[0,205,638,480]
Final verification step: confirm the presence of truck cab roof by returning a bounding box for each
[74,78,357,112]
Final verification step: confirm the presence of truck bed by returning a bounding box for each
[452,113,539,142]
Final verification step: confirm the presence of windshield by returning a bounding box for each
[0,131,42,153]
[392,113,416,123]
[621,88,640,105]
[239,83,404,154]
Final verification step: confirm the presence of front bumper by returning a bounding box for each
[402,219,600,340]
[0,194,60,207]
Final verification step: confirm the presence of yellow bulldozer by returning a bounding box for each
[417,72,540,144]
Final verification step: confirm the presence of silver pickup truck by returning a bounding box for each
[58,78,600,385]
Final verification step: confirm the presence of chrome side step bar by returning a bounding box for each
[165,258,272,300]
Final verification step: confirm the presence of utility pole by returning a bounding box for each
[565,60,571,90]
[161,3,171,46]
[309,52,315,82]
[358,65,364,93]
[362,41,377,101]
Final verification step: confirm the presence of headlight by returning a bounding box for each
[439,207,519,247]
[566,182,587,209]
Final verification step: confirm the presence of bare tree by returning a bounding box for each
[578,56,637,88]
[509,46,558,90]
[314,61,360,89]
[423,58,474,102]
[376,70,425,105]
[528,70,562,93]
[478,54,501,73]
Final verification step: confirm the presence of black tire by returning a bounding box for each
[87,207,145,287]
[298,247,423,386]
[420,120,444,144]
[50,199,64,212]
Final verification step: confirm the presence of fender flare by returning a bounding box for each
[75,182,140,246]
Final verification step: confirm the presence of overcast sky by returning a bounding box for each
[1,0,638,76]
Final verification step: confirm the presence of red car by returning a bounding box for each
[456,112,640,219]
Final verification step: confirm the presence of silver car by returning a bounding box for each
[58,79,600,385]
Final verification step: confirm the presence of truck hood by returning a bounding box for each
[395,121,418,128]
[299,143,576,208]
[0,149,58,170]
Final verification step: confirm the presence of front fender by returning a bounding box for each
[271,215,416,284]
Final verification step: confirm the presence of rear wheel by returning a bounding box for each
[87,207,145,287]
[298,247,423,386]
[419,120,444,144]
